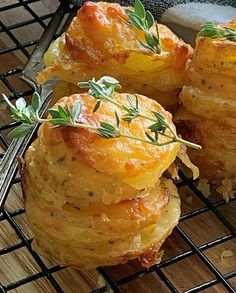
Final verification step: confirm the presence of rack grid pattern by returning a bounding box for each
[0,1,236,292]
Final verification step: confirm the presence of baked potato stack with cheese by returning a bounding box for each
[22,91,182,269]
[175,20,236,200]
[37,1,193,112]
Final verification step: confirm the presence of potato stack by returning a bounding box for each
[175,20,236,200]
[37,1,192,112]
[23,91,181,269]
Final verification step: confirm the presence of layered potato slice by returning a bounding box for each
[25,177,180,268]
[37,1,193,111]
[175,20,236,200]
[23,91,181,268]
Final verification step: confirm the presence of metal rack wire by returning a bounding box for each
[0,1,236,292]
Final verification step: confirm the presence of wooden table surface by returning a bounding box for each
[0,1,235,292]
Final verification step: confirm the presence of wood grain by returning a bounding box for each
[0,1,235,292]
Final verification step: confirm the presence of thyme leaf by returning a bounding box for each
[198,21,236,42]
[125,0,161,54]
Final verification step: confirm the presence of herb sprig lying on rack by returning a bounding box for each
[2,76,201,149]
[124,0,161,54]
[198,21,236,42]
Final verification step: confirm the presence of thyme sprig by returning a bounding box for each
[124,0,161,54]
[78,77,201,149]
[198,21,236,42]
[2,76,201,149]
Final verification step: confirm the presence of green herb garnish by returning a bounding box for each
[124,0,161,54]
[198,21,236,42]
[2,76,201,149]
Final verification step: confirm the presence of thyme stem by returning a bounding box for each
[33,116,192,147]
[2,76,201,150]
[100,95,201,148]
[36,117,98,131]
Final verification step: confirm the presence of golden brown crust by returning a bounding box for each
[36,92,180,198]
[175,20,236,196]
[37,1,192,111]
[42,93,177,175]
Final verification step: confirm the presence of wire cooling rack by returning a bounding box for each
[0,1,236,292]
